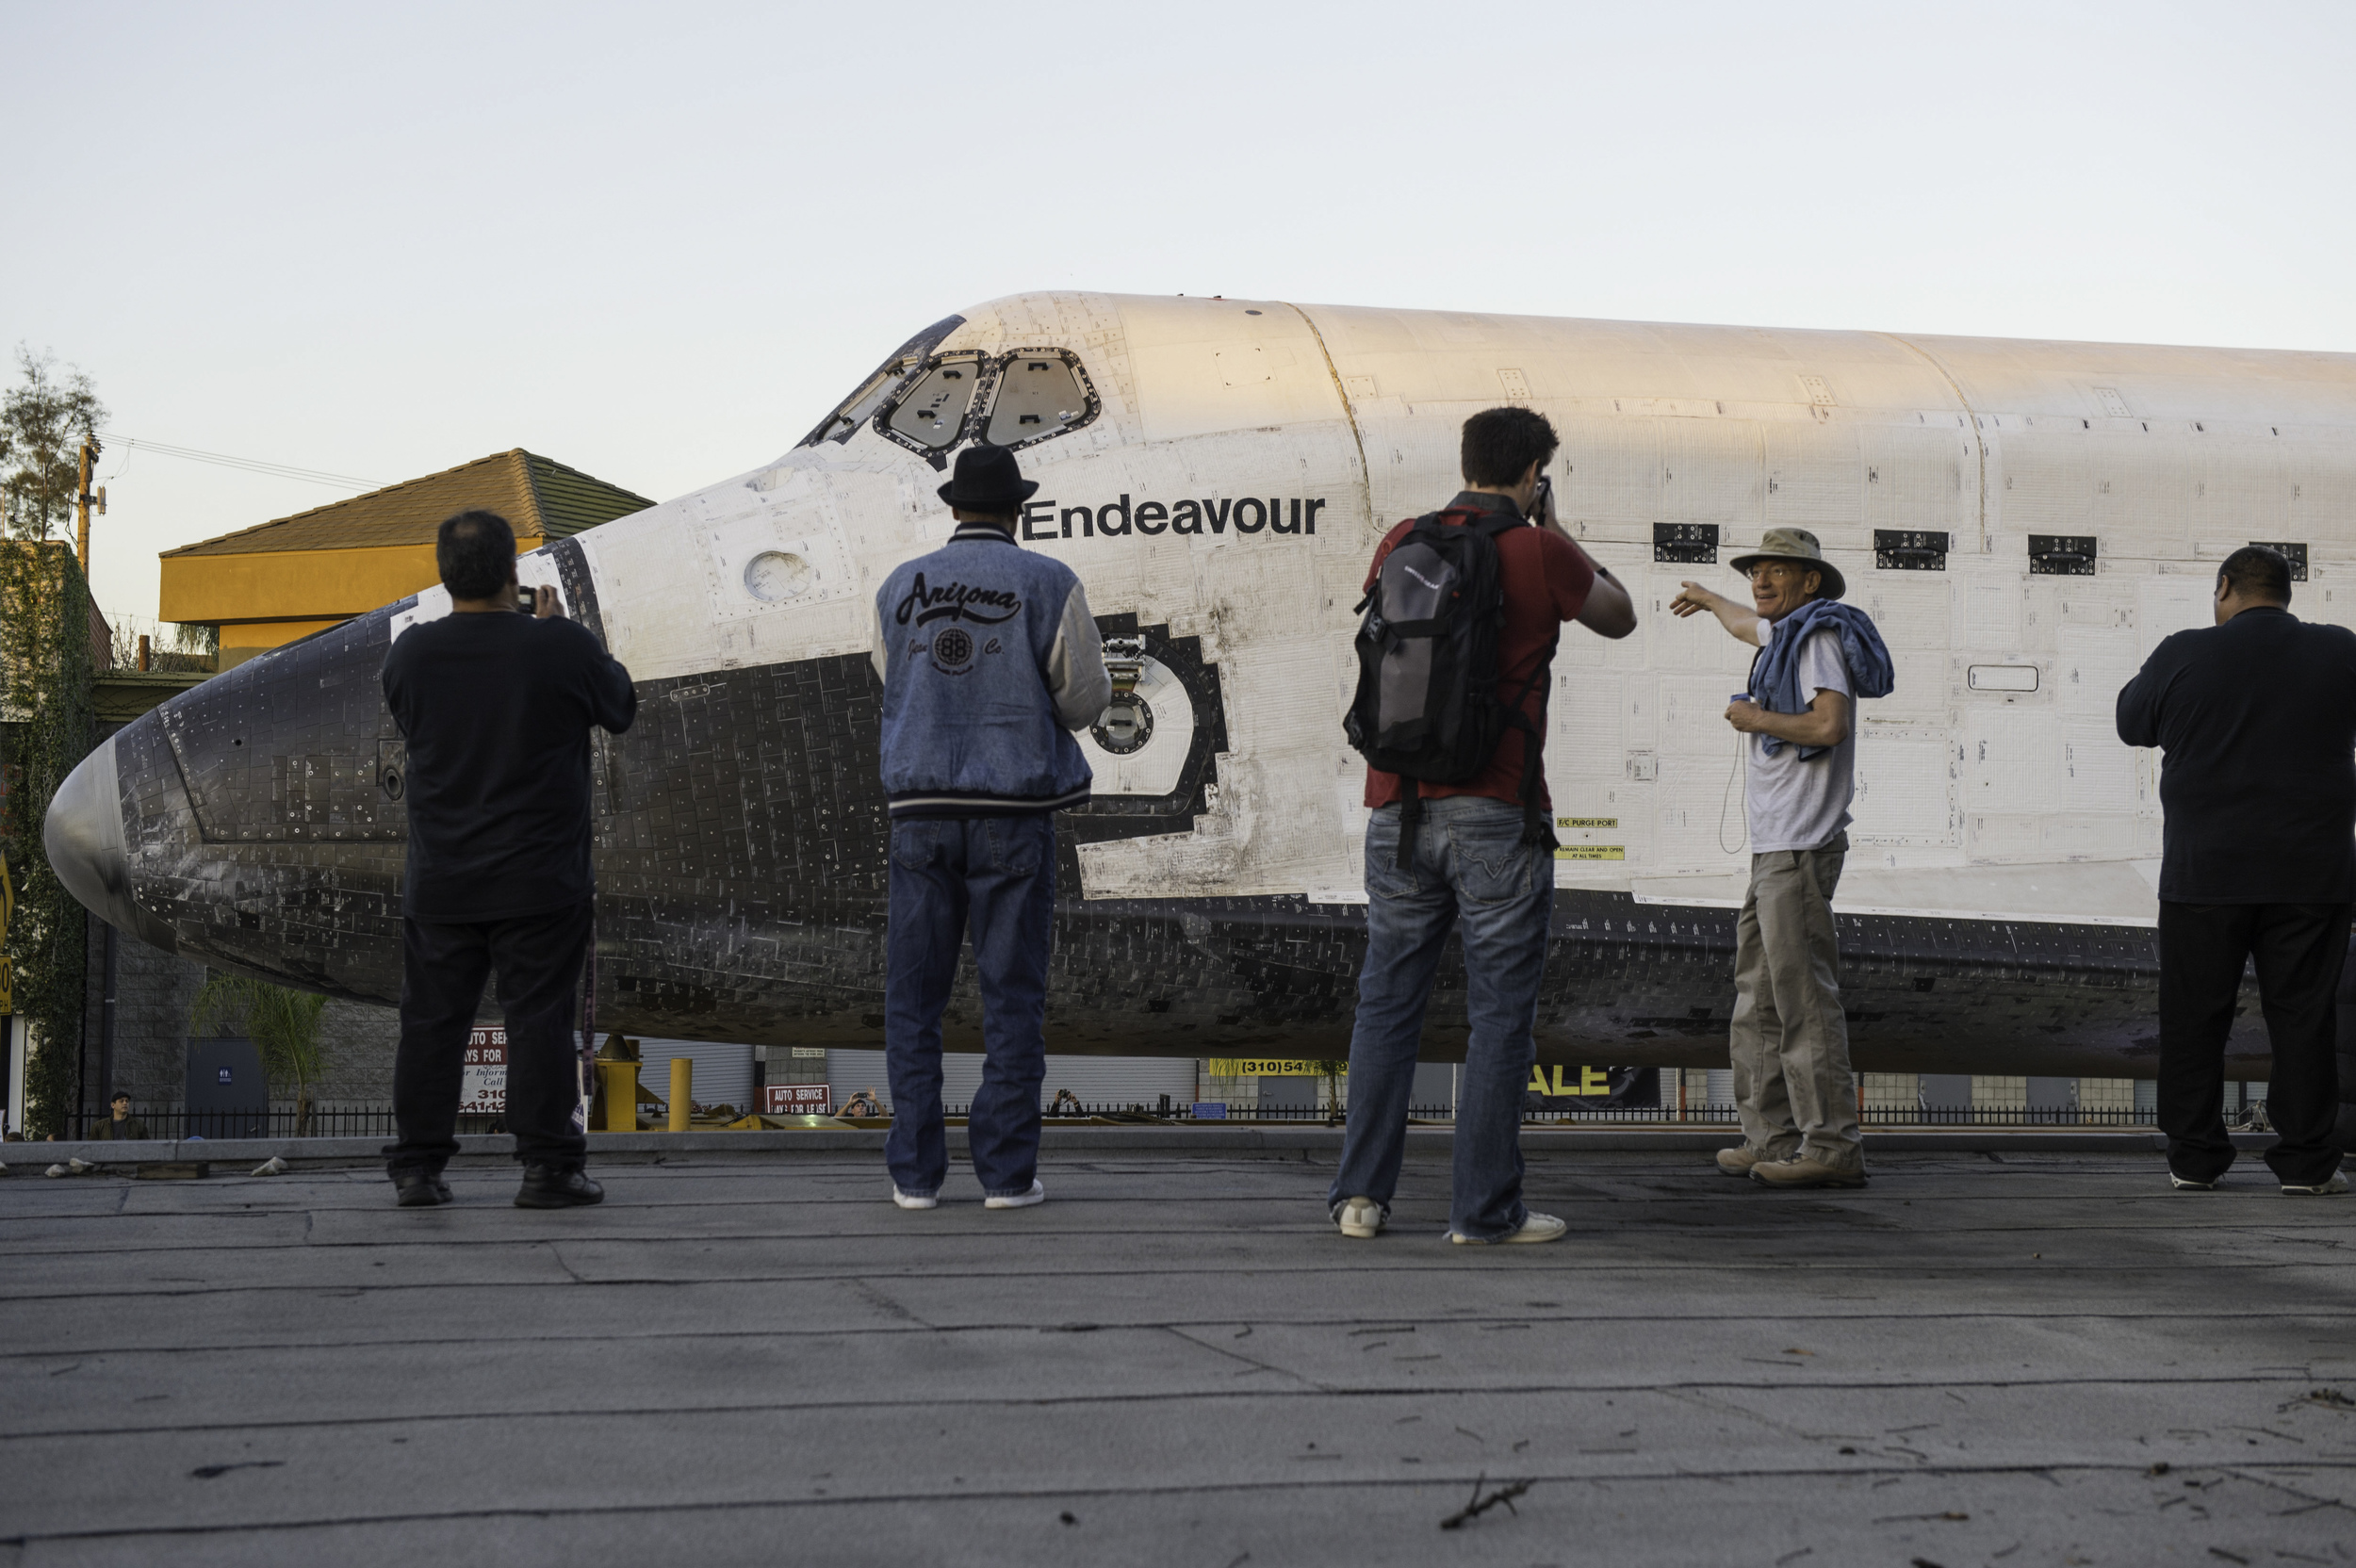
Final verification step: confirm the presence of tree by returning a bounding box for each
[1,346,106,543]
[0,347,104,1136]
[1314,1058,1347,1122]
[189,973,333,1136]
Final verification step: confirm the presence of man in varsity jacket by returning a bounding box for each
[870,443,1112,1213]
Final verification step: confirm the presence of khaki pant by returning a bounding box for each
[1729,834,1862,1168]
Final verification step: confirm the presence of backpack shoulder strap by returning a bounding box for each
[1353,515,1444,614]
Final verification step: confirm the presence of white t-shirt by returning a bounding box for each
[1744,625,1856,854]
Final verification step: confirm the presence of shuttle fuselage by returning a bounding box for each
[48,293,2356,1082]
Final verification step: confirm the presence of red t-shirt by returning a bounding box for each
[1361,501,1596,811]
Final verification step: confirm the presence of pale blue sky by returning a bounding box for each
[5,0,2351,629]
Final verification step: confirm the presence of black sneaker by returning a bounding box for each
[394,1170,452,1208]
[515,1165,604,1209]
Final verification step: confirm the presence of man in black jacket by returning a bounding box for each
[2117,545,2355,1195]
[380,511,638,1210]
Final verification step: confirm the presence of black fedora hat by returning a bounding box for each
[936,444,1039,514]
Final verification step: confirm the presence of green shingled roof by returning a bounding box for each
[162,450,654,558]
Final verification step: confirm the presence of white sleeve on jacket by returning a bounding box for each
[1046,580,1112,730]
[870,593,889,686]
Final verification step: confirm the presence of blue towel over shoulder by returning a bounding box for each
[1752,599,1894,759]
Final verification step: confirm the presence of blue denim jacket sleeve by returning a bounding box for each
[1753,600,1895,759]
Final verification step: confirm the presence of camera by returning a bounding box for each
[516,585,537,613]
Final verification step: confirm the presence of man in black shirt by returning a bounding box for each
[380,510,637,1208]
[2117,545,2356,1195]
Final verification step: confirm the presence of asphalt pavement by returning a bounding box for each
[1,1137,2350,1566]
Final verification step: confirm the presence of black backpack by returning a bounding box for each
[1344,509,1556,865]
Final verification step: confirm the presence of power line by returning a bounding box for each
[98,432,383,492]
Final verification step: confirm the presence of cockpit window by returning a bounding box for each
[985,351,1094,449]
[799,319,1101,462]
[884,353,987,450]
[798,314,965,448]
[818,366,908,444]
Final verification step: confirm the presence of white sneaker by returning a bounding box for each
[2168,1171,2220,1191]
[984,1179,1045,1210]
[1450,1211,1568,1246]
[1336,1197,1385,1238]
[892,1187,938,1210]
[2282,1172,2348,1197]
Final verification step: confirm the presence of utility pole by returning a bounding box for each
[74,442,106,575]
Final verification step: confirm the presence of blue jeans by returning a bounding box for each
[884,815,1056,1198]
[1329,796,1553,1240]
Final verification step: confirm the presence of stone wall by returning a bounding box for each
[82,923,207,1115]
[309,999,400,1105]
[91,926,401,1115]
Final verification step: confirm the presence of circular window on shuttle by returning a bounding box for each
[1092,694,1155,755]
[744,551,813,601]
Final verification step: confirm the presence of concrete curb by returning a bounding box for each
[1,1124,2202,1173]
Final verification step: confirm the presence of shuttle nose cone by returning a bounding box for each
[43,737,178,955]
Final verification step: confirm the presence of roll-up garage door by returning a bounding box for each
[634,1039,756,1114]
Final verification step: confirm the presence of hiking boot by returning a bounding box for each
[2168,1170,2221,1191]
[984,1179,1045,1210]
[393,1170,452,1208]
[515,1165,603,1208]
[1715,1145,1787,1176]
[2281,1171,2348,1197]
[1335,1197,1386,1239]
[1750,1152,1868,1189]
[892,1186,939,1210]
[1450,1212,1568,1246]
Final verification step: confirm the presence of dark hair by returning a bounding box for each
[2217,545,2293,606]
[437,510,516,600]
[1460,406,1560,489]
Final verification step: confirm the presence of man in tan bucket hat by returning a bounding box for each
[1672,529,1892,1188]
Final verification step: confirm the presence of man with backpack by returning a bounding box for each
[1331,406,1635,1244]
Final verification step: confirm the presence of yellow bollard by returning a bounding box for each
[668,1058,692,1132]
[597,1061,638,1133]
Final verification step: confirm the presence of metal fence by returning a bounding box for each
[86,1099,2204,1136]
[87,1104,403,1140]
[1027,1100,2184,1128]
[1530,1104,2175,1127]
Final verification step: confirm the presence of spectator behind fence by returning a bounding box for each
[871,444,1111,1214]
[89,1092,148,1141]
[841,1088,883,1119]
[379,510,638,1211]
[2117,545,2356,1195]
[1328,406,1635,1246]
[1049,1088,1083,1117]
[1671,531,1893,1189]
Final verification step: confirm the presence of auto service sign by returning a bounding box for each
[462,1028,506,1115]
